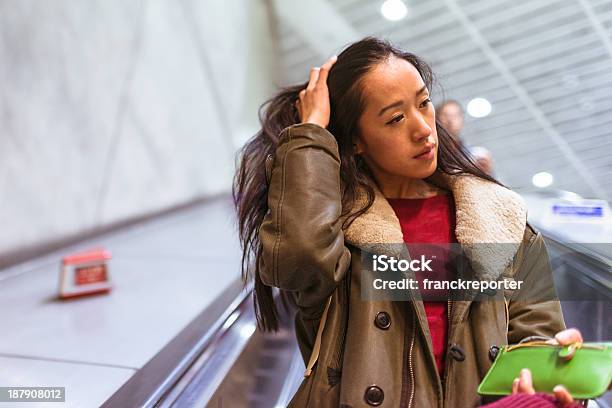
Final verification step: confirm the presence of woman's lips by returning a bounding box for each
[413,146,434,160]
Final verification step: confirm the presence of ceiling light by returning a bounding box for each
[381,0,408,21]
[532,172,553,188]
[467,97,492,118]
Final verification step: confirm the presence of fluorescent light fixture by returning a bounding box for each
[532,172,553,188]
[381,0,408,21]
[467,97,492,118]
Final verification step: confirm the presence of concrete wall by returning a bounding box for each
[0,0,276,257]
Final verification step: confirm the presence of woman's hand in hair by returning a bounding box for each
[295,55,337,128]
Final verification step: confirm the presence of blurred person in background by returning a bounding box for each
[436,99,495,177]
[234,37,580,407]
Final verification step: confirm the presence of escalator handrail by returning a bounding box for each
[537,225,612,269]
[538,228,612,296]
[102,277,253,408]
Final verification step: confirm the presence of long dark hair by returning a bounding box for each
[233,36,504,332]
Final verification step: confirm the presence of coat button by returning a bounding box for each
[364,385,384,406]
[489,345,500,362]
[449,344,466,361]
[374,311,391,330]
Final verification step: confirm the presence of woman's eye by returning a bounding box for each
[420,98,432,108]
[387,114,404,125]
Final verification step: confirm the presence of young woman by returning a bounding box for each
[234,37,579,407]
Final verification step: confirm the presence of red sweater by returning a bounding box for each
[388,193,457,377]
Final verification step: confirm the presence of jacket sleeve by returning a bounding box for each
[258,122,352,319]
[507,224,566,344]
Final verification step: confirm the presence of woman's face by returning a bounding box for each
[355,56,438,181]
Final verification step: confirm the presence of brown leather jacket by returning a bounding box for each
[258,122,565,408]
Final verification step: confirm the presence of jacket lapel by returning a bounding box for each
[343,170,528,281]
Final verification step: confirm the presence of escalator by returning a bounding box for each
[544,233,612,342]
[102,278,304,408]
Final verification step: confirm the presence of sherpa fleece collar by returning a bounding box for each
[342,170,528,281]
